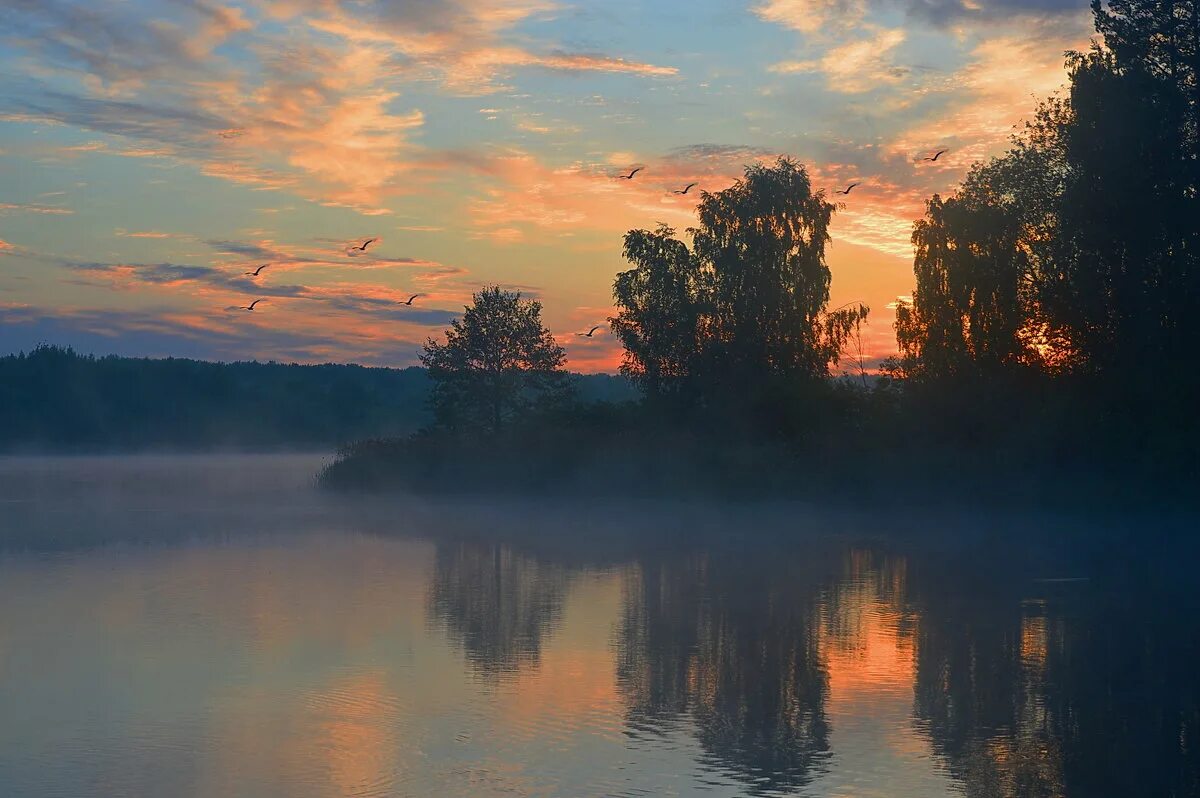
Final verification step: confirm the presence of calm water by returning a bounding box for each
[1,455,1197,798]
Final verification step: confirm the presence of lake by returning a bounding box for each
[0,455,1196,797]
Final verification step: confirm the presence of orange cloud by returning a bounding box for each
[298,2,676,95]
[756,0,867,34]
[771,28,908,93]
[116,230,183,239]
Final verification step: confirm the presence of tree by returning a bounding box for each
[420,286,570,435]
[898,1,1200,394]
[1050,44,1200,384]
[692,158,845,385]
[897,185,1040,379]
[611,158,865,409]
[609,224,701,398]
[896,100,1078,380]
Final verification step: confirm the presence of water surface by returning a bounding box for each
[1,455,1197,797]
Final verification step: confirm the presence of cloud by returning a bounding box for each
[0,303,437,365]
[40,253,470,366]
[884,29,1088,168]
[0,202,74,215]
[116,230,185,239]
[756,0,1089,33]
[0,4,428,214]
[0,0,250,89]
[755,0,868,34]
[0,0,674,217]
[294,0,677,94]
[770,28,909,93]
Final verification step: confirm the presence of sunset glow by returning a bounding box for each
[0,0,1094,369]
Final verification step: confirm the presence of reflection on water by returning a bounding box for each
[0,456,1198,797]
[429,542,572,679]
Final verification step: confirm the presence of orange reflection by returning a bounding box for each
[811,551,962,794]
[1021,613,1049,671]
[821,552,915,699]
[494,575,624,735]
[317,670,399,796]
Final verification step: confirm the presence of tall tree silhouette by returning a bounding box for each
[898,0,1200,395]
[610,224,701,399]
[612,158,866,412]
[421,286,570,435]
[1051,43,1199,386]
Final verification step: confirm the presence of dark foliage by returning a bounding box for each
[421,286,572,436]
[610,158,868,416]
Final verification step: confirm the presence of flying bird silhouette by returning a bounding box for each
[401,294,422,305]
[834,183,860,195]
[922,149,948,162]
[240,299,266,311]
[577,325,604,337]
[244,263,269,276]
[673,182,697,195]
[618,167,643,180]
[351,238,377,252]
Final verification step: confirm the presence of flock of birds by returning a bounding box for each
[234,147,949,341]
[236,237,422,316]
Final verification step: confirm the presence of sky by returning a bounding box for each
[0,0,1095,373]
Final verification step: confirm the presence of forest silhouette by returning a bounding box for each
[320,0,1199,506]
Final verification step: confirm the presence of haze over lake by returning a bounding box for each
[0,455,1195,798]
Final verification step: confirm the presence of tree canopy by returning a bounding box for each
[611,158,867,410]
[420,286,571,435]
[894,0,1200,399]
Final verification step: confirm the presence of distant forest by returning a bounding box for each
[0,346,635,450]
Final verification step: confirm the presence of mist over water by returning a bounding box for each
[1,455,1197,798]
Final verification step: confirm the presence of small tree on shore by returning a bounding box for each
[420,286,570,435]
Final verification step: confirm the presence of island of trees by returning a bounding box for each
[321,0,1199,506]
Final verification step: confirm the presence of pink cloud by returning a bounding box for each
[0,202,73,215]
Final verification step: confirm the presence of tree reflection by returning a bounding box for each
[427,541,571,679]
[424,523,1200,798]
[616,546,836,793]
[909,541,1200,798]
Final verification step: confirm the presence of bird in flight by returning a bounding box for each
[240,299,266,311]
[673,182,697,195]
[577,325,604,337]
[351,238,377,252]
[244,263,269,277]
[618,167,643,180]
[401,294,422,306]
[834,183,860,195]
[922,149,948,162]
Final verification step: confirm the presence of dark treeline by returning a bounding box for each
[321,0,1200,506]
[0,345,635,450]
